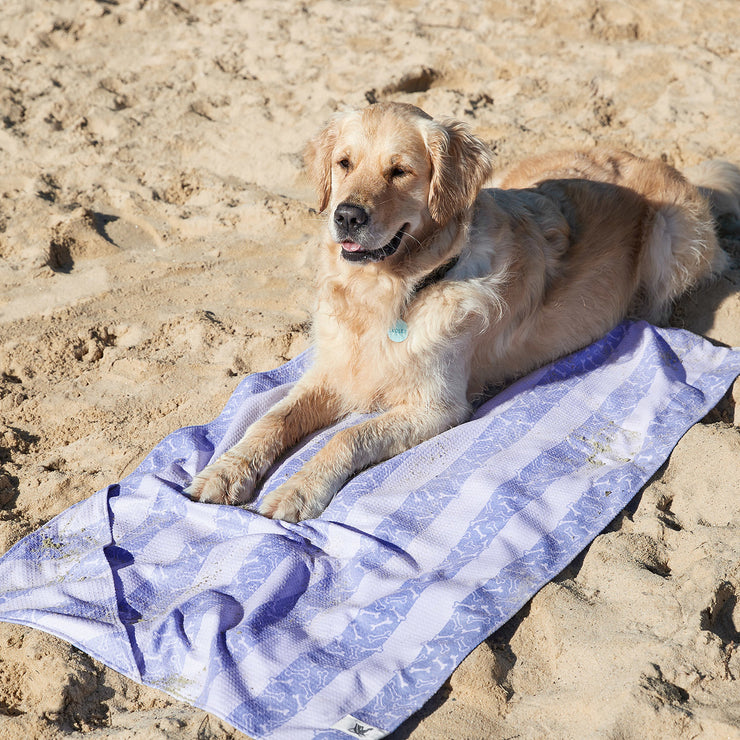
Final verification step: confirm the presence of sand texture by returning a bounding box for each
[1,0,739,737]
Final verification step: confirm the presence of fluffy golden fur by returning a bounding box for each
[187,102,736,521]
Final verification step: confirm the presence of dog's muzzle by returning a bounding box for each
[340,226,406,263]
[333,203,406,263]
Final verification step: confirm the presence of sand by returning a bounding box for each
[1,0,739,737]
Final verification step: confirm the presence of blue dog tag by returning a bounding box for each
[388,318,409,342]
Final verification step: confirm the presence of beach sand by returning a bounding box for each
[1,0,739,737]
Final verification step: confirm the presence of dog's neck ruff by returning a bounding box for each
[387,254,460,343]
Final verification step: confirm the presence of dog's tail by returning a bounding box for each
[635,159,736,323]
[686,159,740,237]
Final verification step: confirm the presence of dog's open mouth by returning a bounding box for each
[340,225,407,263]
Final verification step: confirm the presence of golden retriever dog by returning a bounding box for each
[187,102,738,521]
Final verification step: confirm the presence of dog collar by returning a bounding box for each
[414,254,460,293]
[387,255,460,342]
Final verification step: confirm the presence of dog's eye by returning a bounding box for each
[337,159,351,171]
[390,167,407,179]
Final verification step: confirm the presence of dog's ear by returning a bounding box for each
[426,119,493,225]
[303,116,342,213]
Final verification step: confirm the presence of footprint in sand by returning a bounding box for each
[47,208,160,272]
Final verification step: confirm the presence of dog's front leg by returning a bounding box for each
[186,376,342,506]
[259,400,470,522]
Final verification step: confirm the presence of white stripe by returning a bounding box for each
[213,382,296,458]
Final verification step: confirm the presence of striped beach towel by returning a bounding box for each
[0,320,738,739]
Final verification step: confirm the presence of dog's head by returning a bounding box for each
[304,103,492,264]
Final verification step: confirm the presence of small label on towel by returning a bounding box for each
[332,714,387,738]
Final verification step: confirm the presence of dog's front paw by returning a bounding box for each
[186,452,259,506]
[258,475,332,522]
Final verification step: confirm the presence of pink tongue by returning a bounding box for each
[341,241,364,252]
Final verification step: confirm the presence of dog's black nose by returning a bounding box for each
[334,203,368,234]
